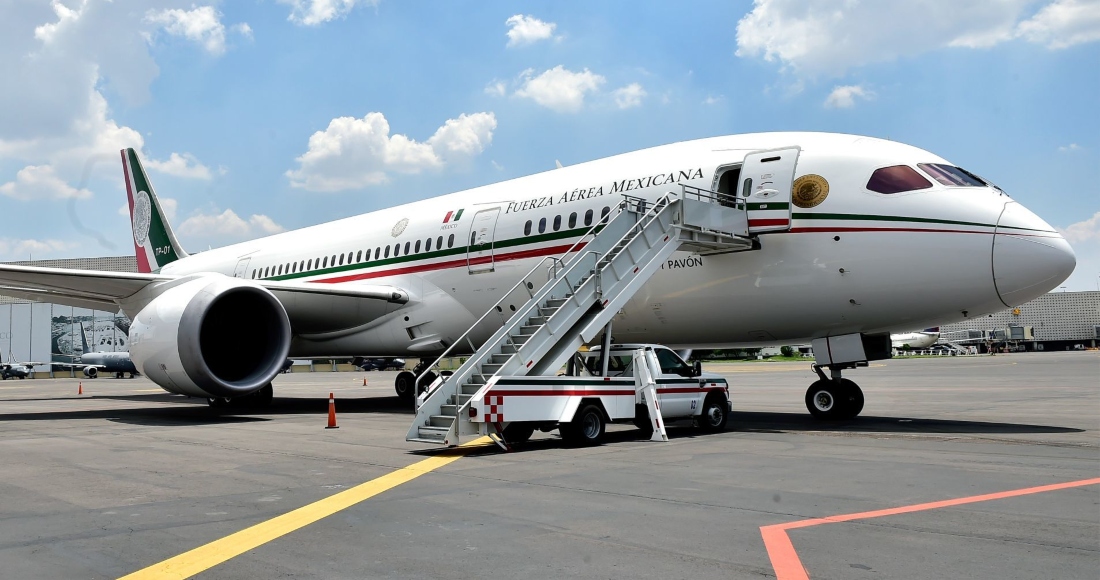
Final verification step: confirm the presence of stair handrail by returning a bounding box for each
[593,192,680,272]
[414,196,631,403]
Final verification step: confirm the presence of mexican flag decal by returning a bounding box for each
[443,209,464,223]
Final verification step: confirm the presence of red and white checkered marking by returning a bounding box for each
[484,395,504,422]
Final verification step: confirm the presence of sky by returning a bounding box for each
[1,0,1098,291]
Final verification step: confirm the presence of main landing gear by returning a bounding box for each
[395,361,437,402]
[805,364,864,420]
[207,383,274,409]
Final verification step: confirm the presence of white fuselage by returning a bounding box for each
[153,133,1074,356]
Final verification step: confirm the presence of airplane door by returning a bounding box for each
[232,258,251,278]
[466,208,501,274]
[738,147,800,234]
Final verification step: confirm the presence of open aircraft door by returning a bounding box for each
[466,207,501,274]
[738,147,800,234]
[232,257,251,278]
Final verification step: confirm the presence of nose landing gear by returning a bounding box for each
[805,364,864,420]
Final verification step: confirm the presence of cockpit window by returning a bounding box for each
[866,165,933,194]
[917,163,987,187]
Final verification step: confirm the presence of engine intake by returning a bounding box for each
[129,276,291,398]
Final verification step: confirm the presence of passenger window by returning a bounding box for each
[374,248,380,260]
[426,238,433,252]
[264,267,270,277]
[307,259,312,270]
[584,209,593,226]
[356,251,362,262]
[538,217,546,233]
[384,246,390,258]
[568,212,577,228]
[394,244,400,257]
[339,254,344,266]
[741,178,753,198]
[917,163,987,187]
[331,255,336,266]
[448,234,454,248]
[415,240,421,253]
[601,206,610,220]
[524,220,532,236]
[438,236,444,249]
[291,263,296,274]
[867,165,933,194]
[553,215,561,231]
[404,242,410,255]
[655,349,692,377]
[251,270,256,279]
[470,231,476,245]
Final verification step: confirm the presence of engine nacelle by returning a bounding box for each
[84,367,98,379]
[129,276,291,398]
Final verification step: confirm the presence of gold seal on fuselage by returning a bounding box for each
[791,174,829,208]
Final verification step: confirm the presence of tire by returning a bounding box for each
[633,404,653,437]
[502,422,535,444]
[560,404,606,446]
[253,383,274,407]
[805,380,843,419]
[207,396,231,408]
[394,371,415,401]
[838,379,864,419]
[698,394,728,432]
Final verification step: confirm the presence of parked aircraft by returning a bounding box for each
[890,328,941,350]
[0,133,1075,418]
[54,323,139,379]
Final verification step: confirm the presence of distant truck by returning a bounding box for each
[463,344,731,445]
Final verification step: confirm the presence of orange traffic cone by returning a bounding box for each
[362,377,367,386]
[325,392,339,429]
[78,382,83,395]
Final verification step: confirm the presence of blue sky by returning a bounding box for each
[1,0,1098,290]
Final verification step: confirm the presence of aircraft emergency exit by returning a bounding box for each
[0,132,1076,419]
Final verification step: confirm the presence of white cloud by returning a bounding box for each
[1059,211,1100,243]
[702,95,724,105]
[233,22,253,41]
[0,165,93,201]
[515,66,605,113]
[484,80,507,97]
[735,0,1099,77]
[613,83,646,109]
[0,237,77,260]
[823,84,875,109]
[179,209,285,239]
[286,111,496,192]
[1059,143,1082,152]
[146,153,213,180]
[279,0,374,26]
[1017,0,1100,49]
[145,6,228,55]
[505,15,557,47]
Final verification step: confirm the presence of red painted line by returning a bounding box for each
[655,387,726,394]
[314,242,584,284]
[760,477,1100,580]
[749,218,790,227]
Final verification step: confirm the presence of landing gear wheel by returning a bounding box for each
[838,379,864,419]
[416,371,437,396]
[207,396,231,408]
[253,383,274,407]
[698,395,728,432]
[806,379,863,420]
[502,422,535,444]
[394,371,415,401]
[559,404,606,446]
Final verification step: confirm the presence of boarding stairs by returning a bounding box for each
[406,186,754,446]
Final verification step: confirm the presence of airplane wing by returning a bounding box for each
[0,264,410,334]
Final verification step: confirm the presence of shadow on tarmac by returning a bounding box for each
[728,411,1084,435]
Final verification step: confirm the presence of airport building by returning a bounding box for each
[0,257,136,372]
[939,290,1099,350]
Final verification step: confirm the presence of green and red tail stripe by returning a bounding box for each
[121,148,188,273]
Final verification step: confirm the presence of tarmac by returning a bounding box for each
[0,351,1095,579]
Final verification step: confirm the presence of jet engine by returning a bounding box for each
[83,367,98,378]
[128,276,291,398]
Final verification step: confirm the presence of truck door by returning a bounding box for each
[466,208,500,274]
[653,347,701,417]
[738,147,800,234]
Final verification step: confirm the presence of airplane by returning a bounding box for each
[890,328,941,350]
[0,132,1076,419]
[52,323,140,379]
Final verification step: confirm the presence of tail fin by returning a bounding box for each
[79,323,91,356]
[121,148,188,273]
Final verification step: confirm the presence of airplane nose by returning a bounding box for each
[992,201,1076,307]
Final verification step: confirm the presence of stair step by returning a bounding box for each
[490,353,511,364]
[545,298,566,308]
[418,426,449,438]
[429,415,456,427]
[512,334,532,345]
[519,325,540,335]
[467,374,487,385]
[500,344,519,354]
[461,382,482,395]
[456,394,472,405]
[527,316,548,325]
[441,404,458,416]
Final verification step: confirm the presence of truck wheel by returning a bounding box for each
[394,371,415,401]
[698,395,728,432]
[502,422,535,444]
[560,404,605,446]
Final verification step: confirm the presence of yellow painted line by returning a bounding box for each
[119,437,493,580]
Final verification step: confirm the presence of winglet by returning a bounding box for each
[121,148,188,273]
